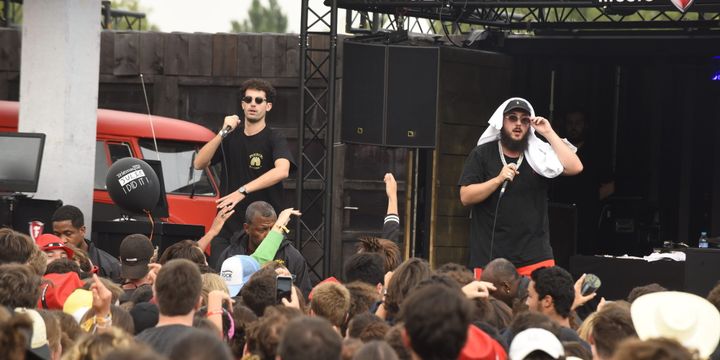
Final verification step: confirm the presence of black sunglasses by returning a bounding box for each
[242,96,267,105]
[505,114,531,125]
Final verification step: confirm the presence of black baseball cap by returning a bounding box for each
[119,234,154,280]
[504,99,531,114]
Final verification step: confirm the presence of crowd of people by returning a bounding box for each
[2,81,718,360]
[2,177,720,360]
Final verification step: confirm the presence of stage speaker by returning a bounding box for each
[341,41,439,148]
[92,220,205,259]
[548,202,578,270]
[683,248,720,296]
[342,42,385,146]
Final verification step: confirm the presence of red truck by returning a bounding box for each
[0,100,219,232]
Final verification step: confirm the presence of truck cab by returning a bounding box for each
[0,100,219,231]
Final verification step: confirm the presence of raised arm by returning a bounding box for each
[196,206,235,252]
[242,158,291,194]
[384,173,398,216]
[251,208,301,265]
[460,163,519,206]
[193,115,240,169]
[530,116,583,175]
[215,158,291,210]
[382,173,402,244]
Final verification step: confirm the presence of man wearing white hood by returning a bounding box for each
[459,98,583,276]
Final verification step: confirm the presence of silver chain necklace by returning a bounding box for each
[498,140,524,168]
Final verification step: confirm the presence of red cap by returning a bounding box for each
[459,325,508,360]
[35,234,74,259]
[38,272,85,310]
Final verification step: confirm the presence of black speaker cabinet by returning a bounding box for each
[91,220,205,259]
[548,203,578,270]
[683,248,720,296]
[0,196,63,235]
[341,41,439,148]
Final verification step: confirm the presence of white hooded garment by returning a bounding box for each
[476,97,577,179]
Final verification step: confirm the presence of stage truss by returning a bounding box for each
[339,0,720,34]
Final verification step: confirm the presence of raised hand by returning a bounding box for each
[281,286,301,310]
[216,191,244,211]
[530,116,554,136]
[384,173,397,198]
[90,274,112,318]
[223,115,241,132]
[462,280,497,299]
[276,208,302,229]
[210,206,235,234]
[572,273,598,310]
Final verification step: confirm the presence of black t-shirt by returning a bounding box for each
[135,324,206,356]
[458,141,553,269]
[212,126,295,234]
[86,239,122,283]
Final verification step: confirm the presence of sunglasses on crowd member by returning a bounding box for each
[242,96,268,105]
[505,114,531,125]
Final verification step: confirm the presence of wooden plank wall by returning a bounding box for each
[0,29,336,134]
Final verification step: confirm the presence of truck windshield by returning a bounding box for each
[138,139,217,196]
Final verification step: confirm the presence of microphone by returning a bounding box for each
[499,180,509,197]
[499,163,517,198]
[219,125,232,138]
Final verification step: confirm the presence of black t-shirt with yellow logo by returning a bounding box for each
[212,126,295,235]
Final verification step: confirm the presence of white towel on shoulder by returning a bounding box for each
[477,97,576,179]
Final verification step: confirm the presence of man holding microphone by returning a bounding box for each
[459,98,583,277]
[194,79,294,268]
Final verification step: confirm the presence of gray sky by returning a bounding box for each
[139,0,346,34]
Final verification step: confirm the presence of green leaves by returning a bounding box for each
[230,0,288,34]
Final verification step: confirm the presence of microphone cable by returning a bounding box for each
[220,139,229,198]
[489,141,524,262]
[489,187,504,261]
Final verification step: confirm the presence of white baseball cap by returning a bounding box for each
[15,308,51,359]
[631,291,720,359]
[509,328,564,360]
[220,255,260,296]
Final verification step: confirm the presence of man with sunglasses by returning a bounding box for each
[459,98,583,278]
[194,79,294,268]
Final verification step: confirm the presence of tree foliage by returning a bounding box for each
[230,0,288,33]
[0,1,22,26]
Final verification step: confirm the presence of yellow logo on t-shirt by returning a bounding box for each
[249,153,263,169]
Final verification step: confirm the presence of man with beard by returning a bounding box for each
[459,98,583,276]
[194,79,294,268]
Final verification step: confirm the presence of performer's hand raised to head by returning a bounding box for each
[530,116,553,136]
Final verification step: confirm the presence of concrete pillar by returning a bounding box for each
[18,0,101,231]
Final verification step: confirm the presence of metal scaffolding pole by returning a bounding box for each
[296,0,338,280]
